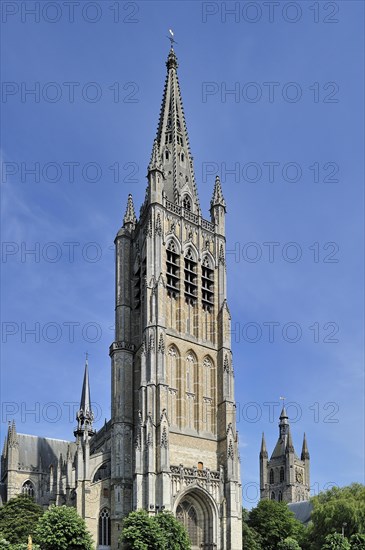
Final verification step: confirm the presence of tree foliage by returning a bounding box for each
[154,511,191,550]
[33,505,93,550]
[242,520,262,550]
[349,533,365,549]
[0,495,43,545]
[248,500,304,550]
[321,533,351,549]
[304,484,365,550]
[277,537,302,549]
[121,510,191,550]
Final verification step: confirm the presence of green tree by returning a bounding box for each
[154,511,191,550]
[120,510,167,550]
[248,500,304,550]
[349,533,365,549]
[277,537,302,549]
[0,536,11,550]
[304,484,365,550]
[0,495,43,545]
[321,533,351,549]
[34,505,93,550]
[242,521,262,550]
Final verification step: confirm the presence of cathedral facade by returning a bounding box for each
[259,407,310,503]
[1,47,243,550]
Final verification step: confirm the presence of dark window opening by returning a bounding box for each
[202,256,214,311]
[22,481,34,498]
[166,241,180,298]
[182,195,191,211]
[280,467,285,483]
[184,248,197,305]
[98,508,111,546]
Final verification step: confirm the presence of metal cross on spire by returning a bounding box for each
[166,29,178,48]
[279,396,286,407]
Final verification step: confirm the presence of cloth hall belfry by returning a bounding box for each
[0,46,243,550]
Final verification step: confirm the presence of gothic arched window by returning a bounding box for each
[22,480,35,498]
[278,491,283,502]
[271,491,276,501]
[269,469,274,484]
[176,501,199,546]
[166,240,180,297]
[202,256,214,310]
[98,508,111,547]
[280,466,285,483]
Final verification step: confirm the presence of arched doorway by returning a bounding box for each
[175,488,217,550]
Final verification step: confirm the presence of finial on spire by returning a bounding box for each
[166,29,177,49]
[211,175,226,210]
[166,41,178,71]
[123,194,137,228]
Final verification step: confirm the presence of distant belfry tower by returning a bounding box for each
[109,46,242,549]
[260,407,310,503]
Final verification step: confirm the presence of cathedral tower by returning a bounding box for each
[109,47,242,549]
[260,407,310,503]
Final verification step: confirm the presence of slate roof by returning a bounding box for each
[288,501,313,525]
[17,434,76,471]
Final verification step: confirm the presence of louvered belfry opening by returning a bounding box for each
[166,241,180,297]
[184,248,197,304]
[202,256,214,311]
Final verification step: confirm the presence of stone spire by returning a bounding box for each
[260,433,268,458]
[211,175,226,210]
[301,433,310,460]
[74,356,94,437]
[149,46,200,209]
[123,194,137,229]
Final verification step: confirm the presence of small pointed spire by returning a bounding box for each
[260,432,268,458]
[123,194,137,228]
[2,424,10,457]
[280,405,288,421]
[75,356,94,438]
[211,175,226,210]
[9,420,18,448]
[301,433,310,460]
[148,139,163,173]
[286,425,295,453]
[80,354,92,416]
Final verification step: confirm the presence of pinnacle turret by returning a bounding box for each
[9,420,18,448]
[301,433,310,460]
[260,432,268,458]
[148,139,164,173]
[286,425,295,453]
[211,175,226,210]
[123,194,137,228]
[74,356,94,438]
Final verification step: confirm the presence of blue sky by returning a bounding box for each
[1,1,364,507]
